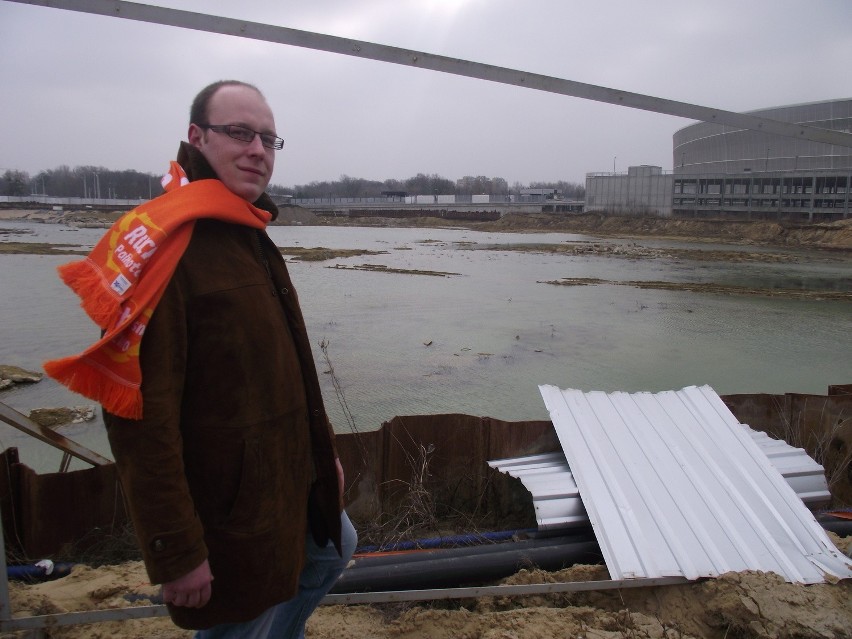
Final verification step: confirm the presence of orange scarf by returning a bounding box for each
[44,162,272,419]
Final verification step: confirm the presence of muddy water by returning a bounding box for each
[1,220,851,472]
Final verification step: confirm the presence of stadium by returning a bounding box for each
[587,98,852,221]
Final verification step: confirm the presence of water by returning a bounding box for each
[2,220,851,472]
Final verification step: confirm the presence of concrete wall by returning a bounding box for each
[585,166,674,217]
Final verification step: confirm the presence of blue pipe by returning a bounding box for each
[356,528,537,553]
[355,513,852,556]
[7,562,74,582]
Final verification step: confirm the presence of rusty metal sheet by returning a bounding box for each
[336,414,563,523]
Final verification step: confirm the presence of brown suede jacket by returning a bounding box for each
[105,143,342,629]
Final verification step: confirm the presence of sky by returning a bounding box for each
[2,0,851,188]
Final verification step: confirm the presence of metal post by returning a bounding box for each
[0,505,11,627]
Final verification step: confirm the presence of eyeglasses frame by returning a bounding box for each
[199,124,284,150]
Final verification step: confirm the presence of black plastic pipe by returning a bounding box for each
[815,512,852,538]
[332,536,604,593]
[351,531,597,568]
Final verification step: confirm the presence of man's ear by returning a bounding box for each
[188,123,204,148]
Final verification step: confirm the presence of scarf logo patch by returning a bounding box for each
[110,273,132,295]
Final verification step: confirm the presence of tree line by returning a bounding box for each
[2,166,162,199]
[2,167,585,200]
[277,173,584,199]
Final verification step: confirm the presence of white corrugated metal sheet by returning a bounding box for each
[535,384,852,584]
[488,425,830,531]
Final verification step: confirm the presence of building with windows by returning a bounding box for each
[672,99,851,221]
[586,98,851,221]
[518,188,562,202]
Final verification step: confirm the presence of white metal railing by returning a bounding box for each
[0,195,144,207]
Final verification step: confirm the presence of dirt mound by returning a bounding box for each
[477,213,852,249]
[4,207,851,249]
[271,205,320,225]
[9,557,851,639]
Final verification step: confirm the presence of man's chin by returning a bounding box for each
[232,184,265,202]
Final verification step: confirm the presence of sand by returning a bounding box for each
[7,533,851,639]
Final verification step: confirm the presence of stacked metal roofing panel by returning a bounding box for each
[488,423,830,531]
[492,385,852,584]
[488,452,583,530]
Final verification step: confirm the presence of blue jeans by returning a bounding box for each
[195,511,357,639]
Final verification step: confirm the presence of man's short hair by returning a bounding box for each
[190,80,264,126]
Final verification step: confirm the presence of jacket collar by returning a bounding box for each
[176,141,279,221]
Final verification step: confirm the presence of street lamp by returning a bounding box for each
[613,156,617,174]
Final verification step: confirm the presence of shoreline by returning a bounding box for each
[3,208,851,300]
[2,206,851,250]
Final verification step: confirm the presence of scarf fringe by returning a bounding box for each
[57,259,121,329]
[43,355,142,420]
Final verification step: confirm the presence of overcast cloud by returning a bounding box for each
[1,0,851,187]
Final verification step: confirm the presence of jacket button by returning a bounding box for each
[280,287,289,295]
[152,539,165,552]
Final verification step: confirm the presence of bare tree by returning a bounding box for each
[1,169,30,196]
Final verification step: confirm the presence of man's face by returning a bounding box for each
[188,85,276,202]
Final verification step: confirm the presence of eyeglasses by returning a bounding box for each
[200,124,284,150]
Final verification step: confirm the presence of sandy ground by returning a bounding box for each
[6,533,852,639]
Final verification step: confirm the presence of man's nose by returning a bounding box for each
[247,133,266,154]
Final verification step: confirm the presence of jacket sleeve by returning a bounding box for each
[104,273,208,585]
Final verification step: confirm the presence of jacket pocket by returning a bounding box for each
[210,411,312,536]
[220,436,275,534]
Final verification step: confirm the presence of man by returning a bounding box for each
[48,80,356,636]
